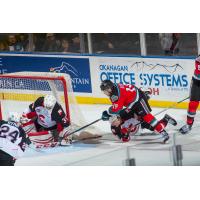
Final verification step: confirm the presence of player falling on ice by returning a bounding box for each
[0,112,31,166]
[100,80,177,144]
[179,55,200,134]
[21,94,72,146]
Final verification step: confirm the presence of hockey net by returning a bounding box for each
[0,72,101,142]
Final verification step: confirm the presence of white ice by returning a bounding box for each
[10,104,200,166]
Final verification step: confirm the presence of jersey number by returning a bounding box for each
[0,125,19,143]
[126,84,135,92]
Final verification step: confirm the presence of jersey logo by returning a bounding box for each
[58,109,63,116]
[111,95,118,102]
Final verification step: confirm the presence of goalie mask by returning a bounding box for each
[44,95,56,110]
[8,112,21,124]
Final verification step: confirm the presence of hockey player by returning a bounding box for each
[103,111,176,142]
[21,94,71,144]
[100,80,177,144]
[179,55,200,134]
[0,112,30,166]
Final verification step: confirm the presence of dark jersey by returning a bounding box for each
[0,120,27,159]
[27,97,69,132]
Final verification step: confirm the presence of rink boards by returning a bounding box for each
[0,53,196,109]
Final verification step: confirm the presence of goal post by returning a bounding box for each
[0,72,89,129]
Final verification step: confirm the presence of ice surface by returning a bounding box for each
[14,104,200,166]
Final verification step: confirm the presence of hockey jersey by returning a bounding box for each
[193,56,200,80]
[121,117,140,136]
[0,120,27,159]
[109,83,139,114]
[27,97,69,132]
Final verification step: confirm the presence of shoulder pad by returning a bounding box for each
[110,95,118,102]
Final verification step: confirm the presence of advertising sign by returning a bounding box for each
[90,57,194,102]
[0,54,92,93]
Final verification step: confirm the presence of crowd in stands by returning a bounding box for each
[0,33,81,53]
[0,33,197,56]
[0,34,28,52]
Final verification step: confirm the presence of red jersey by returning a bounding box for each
[193,56,200,80]
[109,84,139,113]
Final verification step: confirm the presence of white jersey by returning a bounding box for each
[0,121,27,159]
[121,118,140,135]
[35,106,57,128]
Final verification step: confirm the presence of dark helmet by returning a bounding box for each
[100,80,114,91]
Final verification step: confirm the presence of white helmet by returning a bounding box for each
[8,112,21,123]
[44,95,56,110]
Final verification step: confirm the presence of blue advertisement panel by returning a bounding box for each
[0,54,92,93]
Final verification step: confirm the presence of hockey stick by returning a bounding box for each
[153,96,189,116]
[133,96,190,127]
[59,118,102,141]
[66,118,102,137]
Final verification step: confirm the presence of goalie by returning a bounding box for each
[21,94,71,145]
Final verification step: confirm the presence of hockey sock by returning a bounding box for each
[187,101,199,125]
[159,118,168,127]
[143,113,165,134]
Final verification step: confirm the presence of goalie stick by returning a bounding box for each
[59,118,102,141]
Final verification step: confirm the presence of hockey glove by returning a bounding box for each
[121,133,130,142]
[101,110,111,121]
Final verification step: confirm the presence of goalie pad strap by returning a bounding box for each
[28,131,49,137]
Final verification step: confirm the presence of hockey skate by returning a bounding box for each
[164,114,177,126]
[179,124,192,134]
[161,130,170,144]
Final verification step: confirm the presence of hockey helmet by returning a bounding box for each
[8,112,21,123]
[44,95,56,110]
[100,80,114,92]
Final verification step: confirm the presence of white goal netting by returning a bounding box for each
[0,72,102,139]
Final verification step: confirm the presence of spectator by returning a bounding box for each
[33,34,46,51]
[170,33,180,55]
[59,38,71,53]
[159,33,180,56]
[0,41,9,51]
[19,34,29,51]
[69,35,81,53]
[42,33,60,52]
[93,33,115,53]
[7,34,24,52]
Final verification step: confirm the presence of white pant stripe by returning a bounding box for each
[140,99,150,114]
